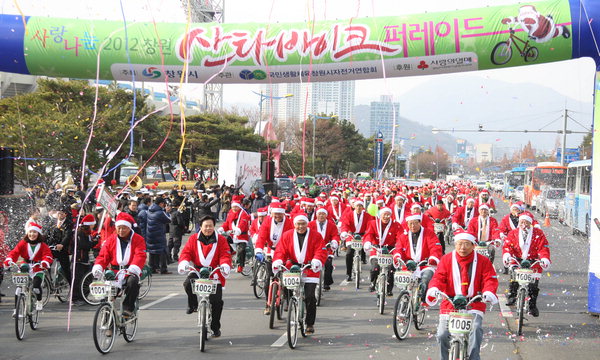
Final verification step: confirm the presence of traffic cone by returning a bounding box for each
[544,211,551,227]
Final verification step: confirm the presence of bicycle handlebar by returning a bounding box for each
[277,263,311,272]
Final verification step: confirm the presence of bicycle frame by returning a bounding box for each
[506,30,530,55]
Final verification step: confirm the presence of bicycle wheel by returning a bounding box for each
[354,259,361,290]
[378,276,386,315]
[277,288,286,320]
[491,41,512,65]
[93,303,117,354]
[269,282,278,329]
[517,287,527,336]
[81,271,101,306]
[15,293,26,340]
[413,284,426,330]
[316,273,323,307]
[287,298,299,349]
[241,257,253,276]
[253,263,267,299]
[449,339,462,360]
[41,275,51,306]
[29,293,40,330]
[393,291,412,340]
[524,46,539,62]
[300,300,307,338]
[138,272,152,299]
[122,313,138,342]
[200,303,208,352]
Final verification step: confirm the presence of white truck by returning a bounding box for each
[218,150,261,195]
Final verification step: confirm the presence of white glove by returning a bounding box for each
[482,291,498,305]
[127,265,141,277]
[330,240,339,251]
[363,242,372,251]
[311,259,323,273]
[217,227,225,235]
[272,259,283,274]
[540,258,551,270]
[452,223,459,231]
[220,264,231,278]
[116,271,127,288]
[178,261,189,275]
[425,287,440,306]
[500,233,506,240]
[340,232,348,241]
[92,264,103,279]
[233,227,241,236]
[502,253,511,267]
[252,234,259,244]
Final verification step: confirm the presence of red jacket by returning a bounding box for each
[4,239,53,272]
[340,210,373,238]
[502,227,550,273]
[273,228,328,283]
[393,227,443,266]
[256,216,294,255]
[325,202,346,224]
[179,233,233,286]
[390,203,408,226]
[363,218,402,257]
[94,231,147,275]
[467,216,500,241]
[249,217,263,243]
[498,214,540,237]
[309,219,340,256]
[452,206,479,229]
[222,208,250,243]
[428,251,498,315]
[425,207,452,222]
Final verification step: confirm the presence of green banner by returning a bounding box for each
[22,0,572,83]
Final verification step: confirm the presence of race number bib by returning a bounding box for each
[12,273,29,286]
[350,241,363,250]
[475,246,489,257]
[394,271,412,288]
[89,281,110,299]
[193,279,217,295]
[514,269,537,284]
[448,312,474,335]
[282,272,301,289]
[434,223,445,233]
[377,254,393,267]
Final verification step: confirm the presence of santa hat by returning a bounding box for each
[271,202,286,214]
[480,189,489,194]
[478,204,489,211]
[26,221,43,234]
[293,213,309,224]
[305,198,315,206]
[376,198,385,205]
[510,203,522,211]
[411,203,422,210]
[378,207,392,215]
[316,200,325,206]
[453,229,477,244]
[257,207,268,217]
[395,194,406,200]
[271,197,280,203]
[115,212,135,230]
[354,199,365,207]
[405,214,422,222]
[330,195,340,202]
[319,192,327,198]
[316,207,328,215]
[519,212,533,224]
[81,214,97,226]
[466,197,476,204]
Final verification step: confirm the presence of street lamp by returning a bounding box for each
[252,91,293,138]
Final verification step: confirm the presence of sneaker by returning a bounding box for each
[264,307,271,316]
[529,305,539,317]
[186,307,197,314]
[346,275,352,282]
[369,284,375,292]
[305,325,314,335]
[323,285,331,291]
[212,329,221,338]
[386,291,393,297]
[122,310,133,319]
[237,266,243,273]
[36,301,43,311]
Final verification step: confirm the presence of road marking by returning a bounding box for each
[497,294,513,318]
[271,332,288,347]
[139,292,179,310]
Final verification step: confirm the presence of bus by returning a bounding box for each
[565,159,591,236]
[523,162,567,209]
[502,166,527,198]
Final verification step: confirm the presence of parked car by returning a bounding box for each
[538,188,566,219]
[275,177,295,198]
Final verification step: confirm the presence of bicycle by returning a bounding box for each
[90,269,140,354]
[491,27,539,65]
[226,232,254,276]
[372,246,395,315]
[474,240,501,264]
[40,252,70,305]
[316,241,333,307]
[82,264,152,306]
[252,254,270,299]
[9,263,44,340]
[347,234,364,290]
[280,263,312,349]
[392,259,428,340]
[437,292,485,360]
[266,264,287,329]
[508,257,541,336]
[186,266,221,352]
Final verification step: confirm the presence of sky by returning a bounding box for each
[1,0,597,152]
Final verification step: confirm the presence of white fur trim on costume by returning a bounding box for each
[128,264,141,276]
[41,260,50,269]
[411,203,422,209]
[25,224,43,234]
[406,214,422,222]
[271,207,285,214]
[454,232,477,244]
[478,204,489,211]
[293,215,309,224]
[426,287,440,306]
[519,214,533,223]
[482,291,499,305]
[231,202,242,209]
[378,207,392,215]
[178,261,190,274]
[115,220,132,229]
[428,256,439,266]
[272,259,283,272]
[316,208,328,215]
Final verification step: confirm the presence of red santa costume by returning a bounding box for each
[255,203,294,257]
[391,194,408,226]
[249,207,268,246]
[220,199,250,244]
[452,198,478,230]
[363,207,402,258]
[4,222,53,272]
[475,190,496,211]
[309,208,341,252]
[467,205,500,242]
[392,214,443,269]
[426,231,498,316]
[502,213,551,273]
[325,196,345,224]
[339,200,374,241]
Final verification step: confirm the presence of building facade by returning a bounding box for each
[369,95,400,144]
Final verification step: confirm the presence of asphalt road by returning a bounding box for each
[1,198,599,360]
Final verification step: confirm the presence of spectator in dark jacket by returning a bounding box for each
[46,206,73,283]
[193,194,220,232]
[137,197,151,239]
[125,200,141,235]
[169,199,186,262]
[71,214,99,305]
[146,197,171,274]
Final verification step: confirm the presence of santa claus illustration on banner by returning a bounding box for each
[501,5,570,43]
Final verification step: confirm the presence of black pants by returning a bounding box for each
[369,258,394,293]
[32,275,43,301]
[168,236,182,260]
[72,263,90,301]
[122,274,140,313]
[324,257,334,286]
[345,248,366,276]
[52,250,72,283]
[149,252,168,273]
[236,242,247,269]
[508,279,540,306]
[304,282,317,326]
[435,232,446,254]
[184,274,224,332]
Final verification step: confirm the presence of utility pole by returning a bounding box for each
[561,109,567,166]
